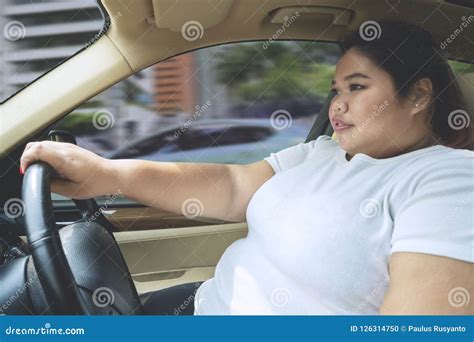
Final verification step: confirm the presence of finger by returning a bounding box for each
[20,141,71,173]
[24,142,36,152]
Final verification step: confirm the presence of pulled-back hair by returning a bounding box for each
[338,20,472,150]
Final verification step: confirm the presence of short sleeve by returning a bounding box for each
[264,135,329,173]
[391,153,473,263]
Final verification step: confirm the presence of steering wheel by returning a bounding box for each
[47,130,116,234]
[22,161,143,315]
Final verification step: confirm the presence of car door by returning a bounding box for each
[50,40,340,294]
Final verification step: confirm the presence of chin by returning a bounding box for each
[335,133,358,152]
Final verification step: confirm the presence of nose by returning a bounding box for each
[331,97,348,115]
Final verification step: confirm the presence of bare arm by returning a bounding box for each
[20,141,275,223]
[379,252,473,314]
[111,158,275,222]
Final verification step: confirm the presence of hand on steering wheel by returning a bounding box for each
[21,161,142,315]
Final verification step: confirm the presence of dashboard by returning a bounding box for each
[0,214,28,266]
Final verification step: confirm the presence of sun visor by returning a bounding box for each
[269,6,353,26]
[152,0,234,33]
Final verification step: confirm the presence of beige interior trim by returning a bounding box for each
[1,0,473,156]
[102,0,474,72]
[270,6,353,25]
[114,222,248,294]
[153,0,234,32]
[134,266,214,294]
[105,206,234,231]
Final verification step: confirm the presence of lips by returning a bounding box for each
[331,117,354,132]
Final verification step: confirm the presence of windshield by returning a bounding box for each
[0,0,105,103]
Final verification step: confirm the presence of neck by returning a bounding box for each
[402,133,437,154]
[345,133,437,161]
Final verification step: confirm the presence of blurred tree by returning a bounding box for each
[448,60,474,76]
[214,41,340,102]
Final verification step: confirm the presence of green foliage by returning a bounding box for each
[214,41,340,102]
[448,60,474,77]
[54,112,97,135]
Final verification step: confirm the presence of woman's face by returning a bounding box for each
[329,48,431,158]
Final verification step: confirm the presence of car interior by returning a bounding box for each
[0,0,473,314]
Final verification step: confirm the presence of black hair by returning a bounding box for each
[338,20,472,150]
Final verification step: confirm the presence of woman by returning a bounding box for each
[20,21,473,315]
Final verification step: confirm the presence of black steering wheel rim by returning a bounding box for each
[22,161,89,314]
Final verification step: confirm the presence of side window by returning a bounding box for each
[0,0,105,102]
[53,41,340,201]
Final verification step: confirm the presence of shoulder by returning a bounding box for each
[396,146,472,191]
[305,134,339,158]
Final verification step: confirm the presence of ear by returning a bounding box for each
[407,78,433,116]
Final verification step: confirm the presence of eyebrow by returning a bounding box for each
[331,72,371,85]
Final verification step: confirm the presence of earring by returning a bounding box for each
[415,104,419,107]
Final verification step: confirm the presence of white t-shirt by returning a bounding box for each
[194,135,473,315]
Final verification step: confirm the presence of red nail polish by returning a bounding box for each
[19,166,24,175]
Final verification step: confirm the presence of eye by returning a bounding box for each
[349,83,366,91]
[330,88,341,95]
